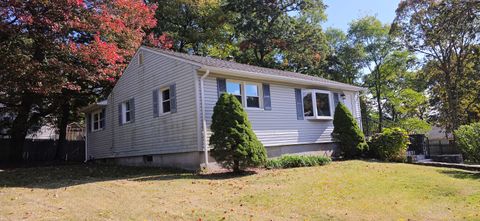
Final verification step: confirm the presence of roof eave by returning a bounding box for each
[198,66,366,92]
[79,101,108,113]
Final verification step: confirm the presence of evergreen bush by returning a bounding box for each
[209,93,267,172]
[332,103,368,159]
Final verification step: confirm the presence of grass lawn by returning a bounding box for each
[0,161,479,220]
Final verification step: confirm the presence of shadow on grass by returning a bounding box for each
[0,163,256,189]
[439,170,480,180]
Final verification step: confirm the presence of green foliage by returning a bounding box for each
[394,0,480,132]
[368,127,410,162]
[266,155,331,169]
[399,118,431,134]
[454,123,480,163]
[209,93,267,172]
[332,103,368,159]
[152,0,231,55]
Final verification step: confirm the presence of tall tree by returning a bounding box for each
[348,16,398,132]
[393,0,480,133]
[0,0,158,160]
[151,0,232,56]
[323,28,365,84]
[223,0,328,69]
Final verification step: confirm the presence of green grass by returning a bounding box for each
[0,161,479,220]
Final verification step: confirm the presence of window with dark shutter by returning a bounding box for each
[217,78,226,97]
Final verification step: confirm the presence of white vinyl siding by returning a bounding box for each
[199,75,361,147]
[87,50,199,159]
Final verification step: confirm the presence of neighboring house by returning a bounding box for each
[81,46,365,169]
[427,126,453,144]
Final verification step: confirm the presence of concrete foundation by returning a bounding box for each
[267,143,338,158]
[95,142,337,170]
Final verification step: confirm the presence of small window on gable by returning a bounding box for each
[302,89,333,120]
[122,101,131,123]
[91,110,105,131]
[161,88,171,113]
[138,53,144,65]
[226,81,242,103]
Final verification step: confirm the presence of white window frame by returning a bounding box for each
[160,87,171,114]
[91,110,104,132]
[303,89,334,120]
[244,82,262,109]
[226,80,263,109]
[122,101,131,124]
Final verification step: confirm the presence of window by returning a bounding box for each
[316,92,331,116]
[302,90,333,119]
[122,101,131,123]
[245,84,260,108]
[91,110,104,131]
[225,81,262,108]
[226,81,242,103]
[161,88,171,113]
[303,91,314,117]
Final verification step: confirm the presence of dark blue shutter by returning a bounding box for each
[118,103,123,126]
[295,88,304,120]
[217,78,226,97]
[263,83,271,111]
[101,108,106,129]
[130,98,135,123]
[333,92,339,108]
[152,89,159,117]
[86,113,91,132]
[170,84,177,113]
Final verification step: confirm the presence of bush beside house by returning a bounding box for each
[209,93,267,172]
[368,127,410,162]
[266,155,331,169]
[454,122,480,163]
[332,103,368,159]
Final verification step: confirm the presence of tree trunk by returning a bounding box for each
[55,100,71,161]
[376,85,383,133]
[9,96,33,162]
[233,159,240,173]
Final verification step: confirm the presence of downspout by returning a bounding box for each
[200,70,210,165]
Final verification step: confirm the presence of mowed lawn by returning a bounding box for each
[0,161,479,221]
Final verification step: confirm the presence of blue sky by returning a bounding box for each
[323,0,400,31]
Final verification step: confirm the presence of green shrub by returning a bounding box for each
[209,93,267,172]
[454,123,480,163]
[266,155,331,169]
[368,127,410,162]
[332,103,368,159]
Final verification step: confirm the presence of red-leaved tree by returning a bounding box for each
[0,0,169,161]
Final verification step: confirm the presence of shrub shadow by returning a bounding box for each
[0,163,257,189]
[439,170,480,180]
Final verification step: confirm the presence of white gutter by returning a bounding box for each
[198,66,366,92]
[200,69,210,166]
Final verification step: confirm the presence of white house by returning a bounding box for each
[81,46,365,169]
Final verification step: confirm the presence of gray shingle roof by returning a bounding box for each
[142,46,364,91]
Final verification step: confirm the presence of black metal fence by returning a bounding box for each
[0,139,85,164]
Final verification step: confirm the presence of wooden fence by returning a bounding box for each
[0,139,85,164]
